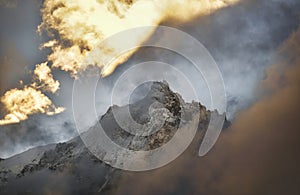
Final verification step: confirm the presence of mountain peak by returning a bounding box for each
[0,81,226,194]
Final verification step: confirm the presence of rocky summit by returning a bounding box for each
[0,81,228,194]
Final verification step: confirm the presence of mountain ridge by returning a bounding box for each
[0,81,228,194]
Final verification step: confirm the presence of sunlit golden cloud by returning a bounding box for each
[40,0,239,77]
[32,62,60,93]
[0,86,64,125]
[0,0,240,125]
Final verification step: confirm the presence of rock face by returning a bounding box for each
[0,81,227,194]
[100,81,184,151]
[0,138,114,194]
[100,81,214,152]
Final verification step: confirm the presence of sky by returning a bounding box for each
[0,1,300,193]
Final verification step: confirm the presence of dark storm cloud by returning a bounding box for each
[109,20,300,195]
[168,0,300,118]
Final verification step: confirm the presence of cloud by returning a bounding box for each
[109,20,300,195]
[0,111,77,158]
[171,0,300,118]
[106,0,300,119]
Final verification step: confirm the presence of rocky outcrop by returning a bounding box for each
[0,81,228,194]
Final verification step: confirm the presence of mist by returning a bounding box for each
[110,24,300,195]
[0,0,299,158]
